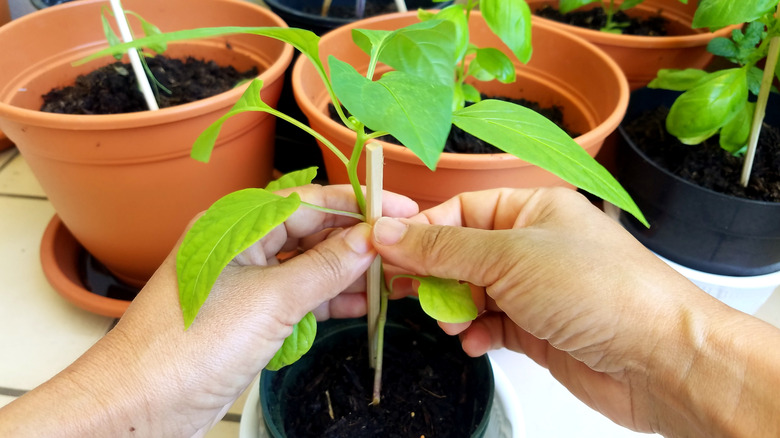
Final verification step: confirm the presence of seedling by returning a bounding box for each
[82,0,646,404]
[556,0,688,34]
[648,0,780,186]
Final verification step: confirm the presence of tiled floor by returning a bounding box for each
[0,146,247,437]
[1,143,779,438]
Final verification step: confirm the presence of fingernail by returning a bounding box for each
[373,217,408,246]
[343,223,372,254]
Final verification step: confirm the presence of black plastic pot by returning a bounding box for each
[260,297,494,437]
[264,0,453,36]
[616,87,780,277]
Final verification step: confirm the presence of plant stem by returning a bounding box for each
[740,35,780,187]
[108,0,158,111]
[371,281,389,405]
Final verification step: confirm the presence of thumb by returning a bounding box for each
[372,217,509,287]
[266,222,376,317]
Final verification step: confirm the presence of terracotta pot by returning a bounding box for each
[0,0,11,151]
[525,0,739,90]
[0,0,293,286]
[292,12,629,209]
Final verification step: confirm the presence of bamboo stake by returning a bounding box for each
[109,0,158,111]
[365,142,383,372]
[740,36,780,187]
[394,0,408,12]
[321,0,333,17]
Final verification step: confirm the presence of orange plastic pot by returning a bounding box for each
[292,12,628,209]
[0,0,293,286]
[0,0,11,151]
[526,0,739,90]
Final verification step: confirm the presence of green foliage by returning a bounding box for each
[265,312,317,371]
[395,276,478,323]
[649,1,780,155]
[88,3,647,368]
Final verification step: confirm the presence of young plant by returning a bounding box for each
[82,0,647,404]
[647,0,780,186]
[556,0,688,34]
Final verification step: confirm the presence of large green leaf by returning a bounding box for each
[329,57,452,170]
[418,4,470,62]
[452,99,647,226]
[719,101,754,154]
[176,189,301,328]
[415,277,478,324]
[692,0,778,29]
[666,68,749,144]
[480,0,533,63]
[648,68,711,91]
[559,0,596,13]
[265,312,317,371]
[265,167,318,192]
[354,19,459,84]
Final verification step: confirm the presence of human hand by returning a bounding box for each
[0,184,417,438]
[371,187,733,435]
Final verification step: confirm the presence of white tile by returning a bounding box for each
[0,152,47,197]
[0,197,114,391]
[205,419,240,438]
[755,286,780,328]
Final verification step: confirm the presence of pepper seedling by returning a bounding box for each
[556,0,688,34]
[647,0,780,186]
[81,0,646,404]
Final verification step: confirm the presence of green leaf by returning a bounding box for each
[453,99,647,226]
[559,0,596,14]
[648,68,711,91]
[265,167,318,192]
[461,83,482,104]
[191,78,271,162]
[666,68,749,145]
[176,189,301,328]
[421,5,469,62]
[358,19,459,85]
[470,47,516,83]
[265,312,317,370]
[124,11,167,54]
[692,0,778,29]
[719,101,754,154]
[747,66,765,95]
[480,0,533,63]
[706,37,739,59]
[100,8,123,60]
[329,57,453,170]
[413,277,478,323]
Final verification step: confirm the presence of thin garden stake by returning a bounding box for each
[740,35,780,187]
[365,141,383,373]
[394,0,407,12]
[320,0,333,17]
[109,0,158,111]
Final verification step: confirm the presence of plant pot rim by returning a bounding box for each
[292,11,629,169]
[528,0,739,48]
[40,214,131,318]
[0,0,294,130]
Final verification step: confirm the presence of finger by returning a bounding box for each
[259,223,377,325]
[277,184,419,239]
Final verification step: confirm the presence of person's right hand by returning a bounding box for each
[371,187,780,437]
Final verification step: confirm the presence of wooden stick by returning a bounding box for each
[394,0,407,12]
[321,0,333,17]
[109,0,158,111]
[365,142,383,369]
[740,36,780,187]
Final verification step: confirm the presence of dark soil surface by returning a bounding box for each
[535,5,668,35]
[623,106,780,202]
[40,55,259,114]
[305,0,400,19]
[330,96,578,154]
[279,325,487,437]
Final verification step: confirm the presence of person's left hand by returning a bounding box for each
[39,184,417,437]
